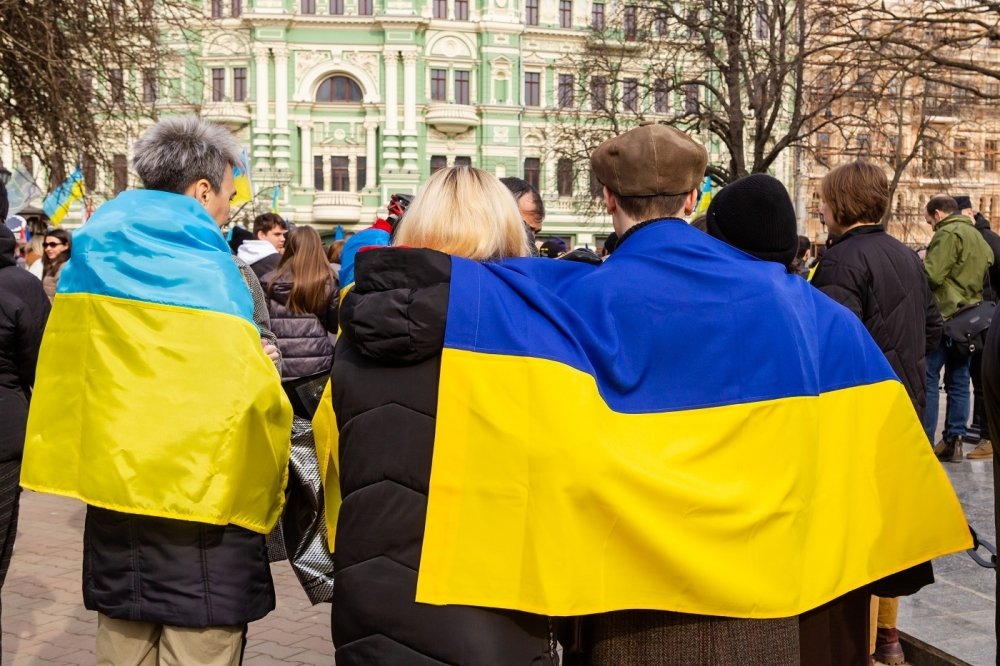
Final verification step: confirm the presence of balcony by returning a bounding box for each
[425,103,480,136]
[313,191,362,222]
[200,101,251,131]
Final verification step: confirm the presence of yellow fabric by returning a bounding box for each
[22,293,292,533]
[49,178,84,225]
[312,378,340,550]
[416,348,971,618]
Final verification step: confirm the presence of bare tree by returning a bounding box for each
[0,0,194,192]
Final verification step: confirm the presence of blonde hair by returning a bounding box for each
[393,167,533,260]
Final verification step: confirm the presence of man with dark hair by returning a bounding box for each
[923,194,994,461]
[501,176,545,234]
[238,212,287,279]
[954,195,1000,459]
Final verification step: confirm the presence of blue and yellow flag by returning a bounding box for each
[694,175,713,214]
[415,219,971,618]
[231,148,253,207]
[22,190,293,533]
[42,168,85,225]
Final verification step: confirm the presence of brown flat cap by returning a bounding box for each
[590,122,708,196]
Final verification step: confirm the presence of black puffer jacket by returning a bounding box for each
[974,214,1000,301]
[260,271,338,380]
[331,248,556,666]
[811,225,942,418]
[0,257,50,462]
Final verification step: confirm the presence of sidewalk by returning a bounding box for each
[897,457,996,665]
[0,492,334,665]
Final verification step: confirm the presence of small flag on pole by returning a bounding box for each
[271,185,280,214]
[334,225,345,241]
[42,168,85,225]
[695,176,713,215]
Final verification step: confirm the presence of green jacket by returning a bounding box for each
[924,214,995,319]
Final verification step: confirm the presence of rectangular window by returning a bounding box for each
[589,168,603,198]
[524,157,541,191]
[430,68,447,101]
[79,70,93,105]
[231,0,242,16]
[654,79,668,113]
[301,0,316,13]
[815,132,831,166]
[557,158,574,196]
[233,67,247,101]
[590,76,606,111]
[624,5,637,40]
[356,156,367,191]
[433,0,447,18]
[211,0,224,17]
[591,1,604,29]
[524,72,540,106]
[455,0,469,19]
[954,137,969,172]
[431,155,447,174]
[455,156,472,167]
[654,9,666,35]
[525,0,538,25]
[559,0,572,28]
[314,156,325,190]
[330,0,344,13]
[623,78,638,113]
[113,154,128,194]
[83,155,97,191]
[558,73,574,108]
[142,69,157,103]
[331,156,350,191]
[986,139,999,172]
[211,68,225,102]
[110,69,124,106]
[857,133,870,154]
[358,0,373,15]
[684,84,698,113]
[454,70,470,105]
[755,2,769,39]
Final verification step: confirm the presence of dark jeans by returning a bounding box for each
[969,349,986,441]
[0,461,22,655]
[923,340,971,442]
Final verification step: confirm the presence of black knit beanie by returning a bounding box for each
[706,174,798,270]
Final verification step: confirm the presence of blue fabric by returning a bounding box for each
[445,219,898,413]
[57,190,255,324]
[924,340,972,441]
[340,226,391,289]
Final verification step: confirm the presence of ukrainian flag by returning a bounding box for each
[42,168,85,225]
[22,189,293,534]
[414,219,971,618]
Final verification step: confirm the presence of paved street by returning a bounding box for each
[0,492,334,665]
[1,457,995,665]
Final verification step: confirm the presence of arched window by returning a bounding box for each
[316,75,363,103]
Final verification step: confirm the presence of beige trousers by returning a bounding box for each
[96,613,245,666]
[868,596,900,652]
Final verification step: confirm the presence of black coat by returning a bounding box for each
[974,214,1000,301]
[811,225,942,418]
[0,258,50,462]
[260,271,338,380]
[331,249,556,666]
[83,507,274,627]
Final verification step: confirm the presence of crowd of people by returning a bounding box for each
[0,115,991,666]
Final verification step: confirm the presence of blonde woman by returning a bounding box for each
[330,167,554,665]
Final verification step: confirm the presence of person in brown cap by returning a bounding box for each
[568,123,802,666]
[590,121,708,241]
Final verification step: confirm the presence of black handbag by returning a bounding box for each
[943,301,995,355]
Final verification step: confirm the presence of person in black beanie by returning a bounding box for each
[705,173,799,271]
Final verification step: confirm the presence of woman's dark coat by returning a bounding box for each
[0,254,50,462]
[331,248,556,666]
[260,270,338,380]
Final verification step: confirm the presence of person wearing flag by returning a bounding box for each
[22,117,292,666]
[327,122,971,664]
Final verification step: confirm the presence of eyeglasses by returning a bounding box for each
[43,241,65,248]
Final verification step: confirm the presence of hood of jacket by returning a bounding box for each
[237,240,278,265]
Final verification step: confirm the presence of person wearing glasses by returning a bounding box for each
[41,228,71,301]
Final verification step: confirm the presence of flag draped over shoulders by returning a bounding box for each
[417,218,971,618]
[22,189,292,534]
